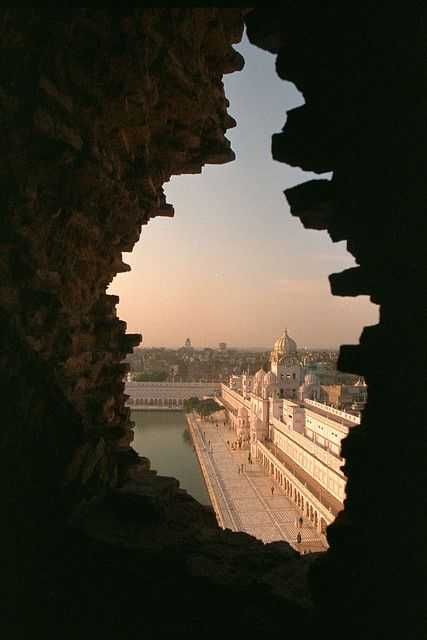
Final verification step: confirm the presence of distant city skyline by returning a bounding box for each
[110,32,377,348]
[138,342,339,352]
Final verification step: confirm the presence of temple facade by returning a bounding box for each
[220,329,360,539]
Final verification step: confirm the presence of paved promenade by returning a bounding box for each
[187,413,327,553]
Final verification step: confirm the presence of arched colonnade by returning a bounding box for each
[127,397,185,408]
[258,451,328,535]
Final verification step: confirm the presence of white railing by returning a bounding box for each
[304,399,360,425]
[221,384,251,410]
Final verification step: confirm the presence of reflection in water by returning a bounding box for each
[182,428,192,445]
[131,410,210,505]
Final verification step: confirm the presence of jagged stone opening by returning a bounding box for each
[1,7,426,638]
[112,33,379,547]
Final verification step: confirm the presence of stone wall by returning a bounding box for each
[0,7,245,500]
[0,9,263,632]
[1,8,316,637]
[246,5,427,638]
[1,6,426,638]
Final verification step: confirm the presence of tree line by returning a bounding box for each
[183,397,222,418]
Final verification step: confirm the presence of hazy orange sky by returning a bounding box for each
[110,33,378,349]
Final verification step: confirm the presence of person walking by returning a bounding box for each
[271,486,275,497]
[299,516,303,528]
[297,532,302,544]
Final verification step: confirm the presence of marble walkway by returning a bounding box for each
[187,413,327,552]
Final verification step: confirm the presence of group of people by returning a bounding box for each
[203,415,306,548]
[226,439,242,450]
[203,414,308,548]
[214,421,226,432]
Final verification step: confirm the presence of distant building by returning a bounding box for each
[184,338,193,349]
[169,364,179,380]
[218,342,227,351]
[320,378,367,411]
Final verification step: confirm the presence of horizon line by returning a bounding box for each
[135,345,341,351]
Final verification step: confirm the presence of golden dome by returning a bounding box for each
[272,328,297,360]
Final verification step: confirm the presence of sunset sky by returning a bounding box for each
[110,33,377,349]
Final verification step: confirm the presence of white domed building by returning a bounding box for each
[217,326,359,549]
[222,329,303,456]
[253,368,265,397]
[262,370,278,399]
[270,328,304,399]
